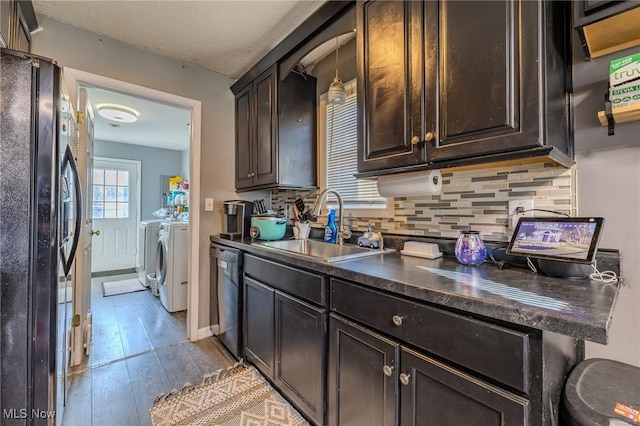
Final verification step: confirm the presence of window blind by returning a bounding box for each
[325,92,385,207]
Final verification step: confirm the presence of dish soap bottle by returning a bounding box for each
[324,209,338,243]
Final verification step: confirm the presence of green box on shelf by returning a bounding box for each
[609,81,640,110]
[610,52,640,88]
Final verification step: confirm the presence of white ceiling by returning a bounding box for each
[32,0,326,150]
[84,87,192,151]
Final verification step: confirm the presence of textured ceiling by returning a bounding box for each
[32,0,326,150]
[32,0,325,79]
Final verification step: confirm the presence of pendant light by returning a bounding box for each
[327,37,346,105]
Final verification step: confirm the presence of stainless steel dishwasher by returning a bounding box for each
[210,243,243,359]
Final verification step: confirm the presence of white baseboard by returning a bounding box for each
[192,325,217,341]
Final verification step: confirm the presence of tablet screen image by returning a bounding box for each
[506,218,604,263]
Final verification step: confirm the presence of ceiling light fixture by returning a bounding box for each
[327,37,346,105]
[97,104,139,123]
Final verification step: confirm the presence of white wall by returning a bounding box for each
[573,42,640,367]
[31,16,241,329]
[181,147,190,183]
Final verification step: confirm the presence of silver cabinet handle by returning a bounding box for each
[399,373,410,386]
[392,315,403,326]
[383,365,394,377]
[425,131,435,142]
[411,135,420,145]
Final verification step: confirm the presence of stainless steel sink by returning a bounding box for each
[259,239,391,263]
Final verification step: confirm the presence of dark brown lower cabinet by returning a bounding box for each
[275,292,326,425]
[400,346,529,426]
[243,277,275,379]
[328,314,528,426]
[243,254,327,425]
[328,314,399,426]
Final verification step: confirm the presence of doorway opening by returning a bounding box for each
[63,68,203,372]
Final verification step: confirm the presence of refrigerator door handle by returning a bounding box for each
[60,145,83,276]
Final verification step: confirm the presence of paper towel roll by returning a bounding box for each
[376,169,442,198]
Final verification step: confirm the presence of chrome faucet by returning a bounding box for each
[310,189,352,245]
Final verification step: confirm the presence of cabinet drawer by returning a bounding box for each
[331,279,531,394]
[245,254,327,306]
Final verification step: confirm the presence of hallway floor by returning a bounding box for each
[61,273,233,426]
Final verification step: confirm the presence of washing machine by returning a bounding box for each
[137,219,164,292]
[156,221,188,312]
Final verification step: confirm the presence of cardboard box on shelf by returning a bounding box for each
[609,80,640,110]
[610,52,640,88]
[169,176,182,191]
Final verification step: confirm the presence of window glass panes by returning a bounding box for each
[117,187,129,202]
[105,169,117,185]
[93,186,104,202]
[93,169,104,185]
[104,202,117,218]
[117,170,129,186]
[92,167,131,219]
[117,203,129,218]
[92,202,103,218]
[104,186,117,202]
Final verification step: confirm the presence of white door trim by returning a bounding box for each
[63,68,202,342]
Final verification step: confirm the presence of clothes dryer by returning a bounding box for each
[137,219,164,292]
[156,222,188,312]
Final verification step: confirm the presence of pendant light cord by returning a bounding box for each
[335,38,340,79]
[328,37,340,161]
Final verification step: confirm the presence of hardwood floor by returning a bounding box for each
[62,274,233,426]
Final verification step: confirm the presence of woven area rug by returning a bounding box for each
[101,278,145,297]
[149,362,309,426]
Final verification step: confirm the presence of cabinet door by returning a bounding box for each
[235,85,254,190]
[275,291,325,425]
[243,276,275,379]
[328,314,399,426]
[399,347,528,426]
[425,0,541,161]
[357,0,426,173]
[252,66,278,187]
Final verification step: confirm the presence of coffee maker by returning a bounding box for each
[221,200,254,239]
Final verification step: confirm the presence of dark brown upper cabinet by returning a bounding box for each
[356,1,425,173]
[234,65,317,192]
[357,0,573,178]
[574,1,640,59]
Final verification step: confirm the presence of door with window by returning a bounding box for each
[91,158,140,272]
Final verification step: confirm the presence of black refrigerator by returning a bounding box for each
[1,49,82,425]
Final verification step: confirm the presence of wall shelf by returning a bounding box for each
[598,104,640,127]
[575,3,640,60]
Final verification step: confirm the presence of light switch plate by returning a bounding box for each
[205,198,214,211]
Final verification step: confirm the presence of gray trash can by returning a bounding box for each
[147,273,159,297]
[562,358,640,425]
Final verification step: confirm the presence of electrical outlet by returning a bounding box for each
[509,199,534,229]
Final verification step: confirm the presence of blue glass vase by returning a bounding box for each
[455,231,486,266]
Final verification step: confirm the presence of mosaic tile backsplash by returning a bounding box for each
[271,162,576,243]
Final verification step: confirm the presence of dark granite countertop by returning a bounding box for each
[210,235,620,344]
